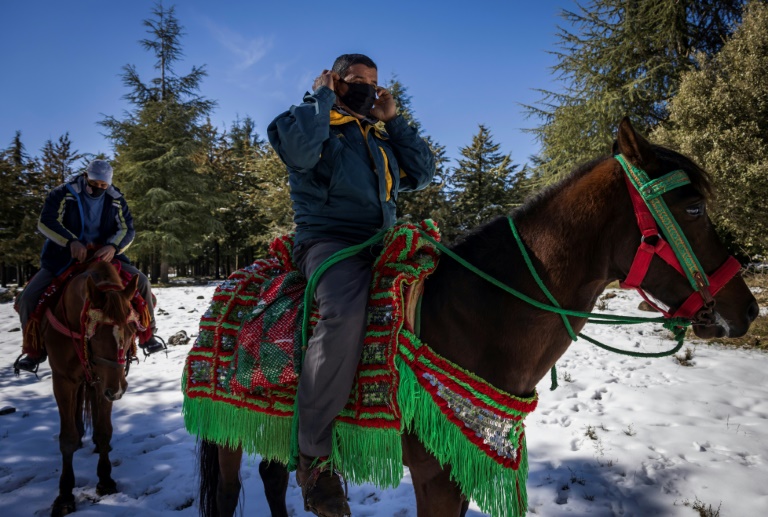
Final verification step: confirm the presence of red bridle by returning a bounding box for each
[619,172,741,322]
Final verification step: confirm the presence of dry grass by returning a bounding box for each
[679,497,721,517]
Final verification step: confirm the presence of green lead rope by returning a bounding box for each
[289,230,391,470]
[288,221,691,469]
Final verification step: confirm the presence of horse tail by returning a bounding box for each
[198,439,220,517]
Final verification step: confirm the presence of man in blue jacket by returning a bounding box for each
[14,159,164,374]
[268,54,435,515]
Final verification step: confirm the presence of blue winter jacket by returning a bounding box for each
[38,175,135,274]
[267,86,436,245]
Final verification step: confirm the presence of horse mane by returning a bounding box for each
[84,261,130,325]
[447,156,609,258]
[448,145,712,256]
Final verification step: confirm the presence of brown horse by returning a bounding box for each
[43,260,140,517]
[199,119,759,516]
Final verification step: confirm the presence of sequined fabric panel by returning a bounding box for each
[423,372,523,461]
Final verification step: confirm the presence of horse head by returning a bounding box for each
[611,118,758,338]
[84,270,139,401]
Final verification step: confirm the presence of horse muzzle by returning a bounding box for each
[104,387,124,401]
[692,299,759,339]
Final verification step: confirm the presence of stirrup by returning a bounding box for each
[13,353,41,378]
[141,335,167,357]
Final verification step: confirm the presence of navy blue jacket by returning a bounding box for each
[267,86,436,245]
[38,175,135,274]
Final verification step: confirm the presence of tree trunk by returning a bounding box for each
[214,241,221,280]
[152,260,161,284]
[1,261,6,287]
[160,260,170,284]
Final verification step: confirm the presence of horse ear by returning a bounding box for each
[86,276,105,305]
[122,274,139,300]
[616,117,654,167]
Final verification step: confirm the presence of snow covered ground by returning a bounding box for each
[1,285,766,516]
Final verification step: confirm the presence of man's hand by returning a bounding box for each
[94,245,116,263]
[370,87,397,122]
[69,241,87,262]
[313,70,339,92]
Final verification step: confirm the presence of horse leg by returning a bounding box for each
[199,440,244,517]
[217,445,243,517]
[91,390,117,496]
[259,460,289,517]
[402,432,466,517]
[75,383,85,449]
[51,378,80,517]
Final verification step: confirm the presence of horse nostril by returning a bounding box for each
[747,301,759,323]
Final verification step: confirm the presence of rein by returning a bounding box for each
[47,282,140,384]
[45,308,82,340]
[300,156,741,389]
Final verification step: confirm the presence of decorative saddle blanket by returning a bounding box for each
[183,221,537,517]
[20,259,152,354]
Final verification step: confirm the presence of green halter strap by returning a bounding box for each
[615,154,709,292]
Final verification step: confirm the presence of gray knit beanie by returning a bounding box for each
[85,159,113,185]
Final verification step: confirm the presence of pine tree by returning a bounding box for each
[384,77,450,226]
[653,2,768,257]
[0,143,17,286]
[203,117,263,274]
[445,125,524,242]
[525,0,745,183]
[0,132,45,283]
[101,3,222,283]
[246,144,295,250]
[40,133,84,184]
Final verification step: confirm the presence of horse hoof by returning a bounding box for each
[51,495,76,516]
[96,480,118,496]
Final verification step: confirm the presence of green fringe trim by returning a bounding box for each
[330,422,403,488]
[182,394,292,463]
[397,355,529,517]
[183,358,531,516]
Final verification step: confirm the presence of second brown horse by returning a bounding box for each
[44,260,140,517]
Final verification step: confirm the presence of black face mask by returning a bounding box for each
[87,184,107,198]
[339,82,377,117]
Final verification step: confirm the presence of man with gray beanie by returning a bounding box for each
[14,159,164,374]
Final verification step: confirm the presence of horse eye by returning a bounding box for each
[686,203,704,217]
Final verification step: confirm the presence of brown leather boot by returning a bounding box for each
[296,453,351,517]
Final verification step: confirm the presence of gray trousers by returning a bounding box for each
[294,239,376,457]
[18,262,156,339]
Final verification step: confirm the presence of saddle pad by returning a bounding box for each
[231,270,306,391]
[183,221,441,482]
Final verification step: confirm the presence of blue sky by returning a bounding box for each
[1,0,576,167]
